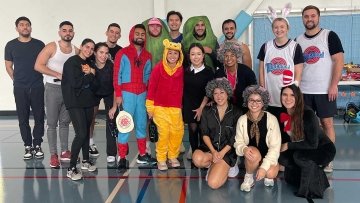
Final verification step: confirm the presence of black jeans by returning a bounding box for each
[97,94,117,156]
[68,107,94,168]
[13,86,45,147]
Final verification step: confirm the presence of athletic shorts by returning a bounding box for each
[303,94,337,118]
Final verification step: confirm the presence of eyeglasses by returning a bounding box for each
[248,99,263,104]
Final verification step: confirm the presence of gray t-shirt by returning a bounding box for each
[4,38,45,88]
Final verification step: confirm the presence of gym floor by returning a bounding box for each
[0,115,359,203]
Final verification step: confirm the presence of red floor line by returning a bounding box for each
[2,176,360,182]
[178,178,188,203]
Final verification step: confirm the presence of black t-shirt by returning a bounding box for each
[109,45,122,62]
[257,39,304,65]
[4,38,45,88]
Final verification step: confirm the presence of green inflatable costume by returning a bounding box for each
[183,16,218,71]
[142,18,171,69]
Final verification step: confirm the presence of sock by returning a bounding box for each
[118,143,128,159]
[137,138,146,156]
[89,138,94,146]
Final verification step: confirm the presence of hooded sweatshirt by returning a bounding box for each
[146,39,184,110]
[113,26,152,97]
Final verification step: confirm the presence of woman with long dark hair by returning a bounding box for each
[278,84,336,198]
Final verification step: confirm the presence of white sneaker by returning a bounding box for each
[81,160,97,172]
[228,165,239,177]
[107,156,116,163]
[264,178,274,187]
[67,167,82,181]
[240,174,254,192]
[186,147,192,160]
[180,143,186,153]
[324,161,333,173]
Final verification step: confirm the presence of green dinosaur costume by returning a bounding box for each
[142,18,171,69]
[183,16,218,70]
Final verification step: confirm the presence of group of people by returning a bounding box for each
[4,4,343,199]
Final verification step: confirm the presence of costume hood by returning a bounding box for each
[183,16,217,68]
[162,39,183,76]
[142,18,171,68]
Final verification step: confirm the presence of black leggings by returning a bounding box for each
[68,107,94,168]
[187,122,203,151]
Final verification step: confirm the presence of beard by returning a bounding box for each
[304,21,318,30]
[225,33,234,40]
[61,36,73,42]
[133,38,144,46]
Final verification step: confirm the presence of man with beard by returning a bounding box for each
[35,21,78,168]
[183,16,219,72]
[143,17,170,68]
[105,23,122,62]
[296,5,344,173]
[111,24,157,170]
[5,16,45,160]
[167,11,183,43]
[221,19,252,69]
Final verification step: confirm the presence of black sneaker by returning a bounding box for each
[136,153,157,165]
[34,145,44,159]
[23,146,33,160]
[117,158,127,170]
[89,144,99,157]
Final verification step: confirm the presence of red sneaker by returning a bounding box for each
[60,150,71,161]
[50,154,60,168]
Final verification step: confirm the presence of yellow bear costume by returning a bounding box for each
[146,39,184,165]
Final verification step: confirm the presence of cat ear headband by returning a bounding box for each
[268,3,292,23]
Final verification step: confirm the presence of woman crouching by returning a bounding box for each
[192,78,242,189]
[234,85,281,192]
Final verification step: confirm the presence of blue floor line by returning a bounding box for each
[136,170,153,203]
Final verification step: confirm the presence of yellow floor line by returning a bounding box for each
[105,153,139,203]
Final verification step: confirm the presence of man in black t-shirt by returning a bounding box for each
[105,23,123,62]
[4,16,45,160]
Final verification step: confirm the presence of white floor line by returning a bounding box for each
[105,153,139,203]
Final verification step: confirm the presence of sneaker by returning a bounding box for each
[67,167,82,181]
[324,161,334,173]
[49,154,60,168]
[117,158,127,170]
[34,145,44,159]
[186,148,192,160]
[168,158,180,168]
[228,165,239,177]
[240,174,255,192]
[107,156,116,163]
[264,178,274,187]
[81,160,97,172]
[136,153,157,165]
[180,143,186,153]
[89,144,99,157]
[157,161,168,171]
[60,150,71,161]
[24,146,33,160]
